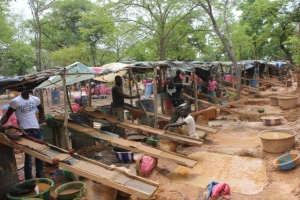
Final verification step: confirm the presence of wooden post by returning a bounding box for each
[231,66,234,89]
[194,72,198,112]
[62,68,72,150]
[67,86,74,114]
[153,67,158,128]
[128,72,133,106]
[45,89,49,108]
[129,68,150,126]
[88,79,92,107]
[243,64,246,86]
[160,69,165,114]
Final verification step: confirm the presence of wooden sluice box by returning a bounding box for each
[0,133,159,199]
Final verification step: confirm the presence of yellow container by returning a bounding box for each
[12,91,19,96]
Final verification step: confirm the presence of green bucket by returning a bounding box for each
[7,178,54,200]
[55,181,86,200]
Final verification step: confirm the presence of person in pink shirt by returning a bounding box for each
[207,76,218,103]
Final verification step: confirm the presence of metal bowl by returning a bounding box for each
[5,129,23,140]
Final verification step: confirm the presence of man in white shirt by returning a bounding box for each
[0,89,45,180]
[163,104,196,138]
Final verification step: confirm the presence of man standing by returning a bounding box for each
[0,89,45,180]
[112,75,140,119]
[157,75,190,123]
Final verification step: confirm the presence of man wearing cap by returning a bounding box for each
[0,89,45,180]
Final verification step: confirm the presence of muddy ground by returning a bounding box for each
[3,80,300,200]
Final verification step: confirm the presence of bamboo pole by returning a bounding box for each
[128,68,150,126]
[62,68,72,150]
[153,67,158,128]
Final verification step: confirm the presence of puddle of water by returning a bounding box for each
[169,152,267,195]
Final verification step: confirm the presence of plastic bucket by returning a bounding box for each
[51,91,60,105]
[81,95,88,108]
[164,97,174,116]
[249,79,259,88]
[99,105,111,115]
[135,100,154,112]
[0,144,18,200]
[7,178,54,200]
[135,100,155,127]
[225,75,231,81]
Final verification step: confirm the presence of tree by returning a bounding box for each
[115,0,207,60]
[195,0,242,99]
[241,0,300,64]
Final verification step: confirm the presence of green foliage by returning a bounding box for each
[284,36,300,66]
[2,42,35,76]
[50,43,90,67]
[240,0,300,63]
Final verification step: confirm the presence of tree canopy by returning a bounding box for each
[0,0,299,76]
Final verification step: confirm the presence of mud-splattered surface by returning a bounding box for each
[4,80,300,199]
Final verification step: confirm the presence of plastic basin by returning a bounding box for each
[277,96,298,110]
[113,148,134,162]
[55,181,86,200]
[259,129,297,153]
[273,153,300,170]
[7,178,54,200]
[261,116,283,126]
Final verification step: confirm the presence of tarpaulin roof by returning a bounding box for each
[37,62,95,88]
[92,63,128,82]
[0,76,49,92]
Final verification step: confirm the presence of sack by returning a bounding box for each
[136,155,158,177]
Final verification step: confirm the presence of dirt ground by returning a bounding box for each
[2,80,300,200]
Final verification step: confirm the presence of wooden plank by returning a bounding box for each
[117,121,203,146]
[146,112,218,134]
[65,121,199,167]
[0,133,158,199]
[110,138,197,168]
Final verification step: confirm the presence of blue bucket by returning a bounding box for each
[51,91,60,105]
[135,100,154,112]
[99,105,111,115]
[135,100,155,127]
[249,79,259,88]
[81,95,88,108]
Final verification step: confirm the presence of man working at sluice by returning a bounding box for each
[0,89,45,180]
[163,104,196,138]
[111,75,140,119]
[157,75,191,123]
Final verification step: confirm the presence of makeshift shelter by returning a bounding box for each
[92,63,128,83]
[37,62,95,89]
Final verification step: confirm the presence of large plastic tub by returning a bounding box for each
[7,178,54,200]
[259,129,297,153]
[55,181,85,200]
[269,96,279,106]
[277,96,297,110]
